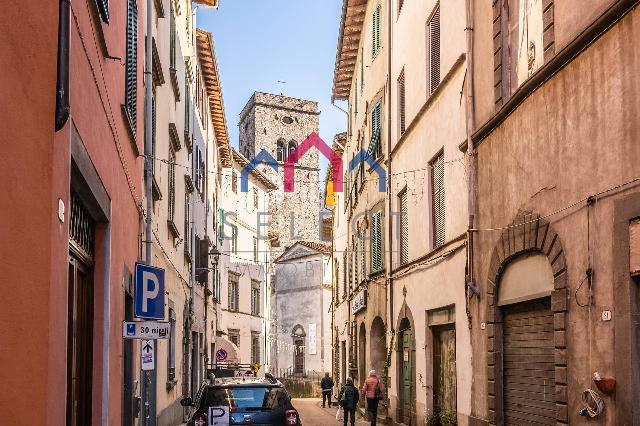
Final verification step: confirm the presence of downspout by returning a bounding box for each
[385,0,394,400]
[101,211,112,425]
[464,0,478,321]
[143,0,156,421]
[204,119,210,372]
[55,0,70,131]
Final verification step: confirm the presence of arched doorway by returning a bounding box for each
[370,317,386,382]
[291,325,306,375]
[359,323,367,386]
[485,211,569,425]
[396,304,415,425]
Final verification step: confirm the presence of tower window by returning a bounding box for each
[277,139,285,162]
[288,141,297,158]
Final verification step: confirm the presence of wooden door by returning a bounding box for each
[433,326,457,415]
[401,328,413,423]
[294,339,305,374]
[503,299,554,425]
[66,255,94,426]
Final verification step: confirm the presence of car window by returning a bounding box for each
[200,386,289,411]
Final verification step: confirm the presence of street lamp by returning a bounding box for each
[209,245,221,267]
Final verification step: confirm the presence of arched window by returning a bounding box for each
[288,141,297,158]
[276,139,285,162]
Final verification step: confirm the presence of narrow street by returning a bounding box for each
[292,398,368,426]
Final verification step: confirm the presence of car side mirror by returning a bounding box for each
[180,396,193,407]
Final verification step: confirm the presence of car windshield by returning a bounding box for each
[201,386,289,411]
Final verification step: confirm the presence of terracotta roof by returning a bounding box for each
[196,28,232,168]
[230,149,277,191]
[193,0,218,7]
[332,0,367,101]
[298,241,332,253]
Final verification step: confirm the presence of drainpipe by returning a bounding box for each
[464,0,478,318]
[385,0,394,402]
[55,0,70,131]
[143,0,156,421]
[101,213,112,425]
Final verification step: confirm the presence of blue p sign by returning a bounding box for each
[134,263,165,319]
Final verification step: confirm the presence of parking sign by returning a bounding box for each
[134,263,165,319]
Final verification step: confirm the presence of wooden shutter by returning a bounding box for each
[431,152,445,247]
[360,48,364,91]
[168,148,176,222]
[354,242,359,284]
[371,212,383,272]
[96,0,109,22]
[361,238,366,280]
[398,69,406,136]
[428,4,441,94]
[125,0,138,131]
[372,5,381,57]
[398,0,405,16]
[169,1,176,69]
[400,191,409,264]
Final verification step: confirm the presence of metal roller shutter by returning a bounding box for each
[503,298,555,425]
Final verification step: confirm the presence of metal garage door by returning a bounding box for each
[503,298,555,425]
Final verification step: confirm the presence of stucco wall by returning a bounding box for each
[471,7,640,424]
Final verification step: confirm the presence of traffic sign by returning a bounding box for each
[215,348,228,362]
[134,263,165,319]
[141,340,155,371]
[122,321,170,339]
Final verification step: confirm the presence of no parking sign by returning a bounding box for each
[216,348,228,362]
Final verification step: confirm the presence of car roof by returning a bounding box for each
[206,376,283,387]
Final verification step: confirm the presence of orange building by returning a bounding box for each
[0,0,144,424]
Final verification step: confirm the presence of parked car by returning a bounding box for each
[181,372,301,426]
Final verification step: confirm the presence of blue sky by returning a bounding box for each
[198,0,347,177]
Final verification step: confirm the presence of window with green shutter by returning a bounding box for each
[431,151,445,248]
[399,190,409,264]
[96,0,109,22]
[372,4,381,58]
[360,237,366,280]
[124,0,138,132]
[368,101,382,158]
[371,211,383,272]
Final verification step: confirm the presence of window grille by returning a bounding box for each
[69,191,95,260]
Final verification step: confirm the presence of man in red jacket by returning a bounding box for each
[361,370,381,426]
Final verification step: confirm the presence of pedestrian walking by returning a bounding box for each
[321,372,334,407]
[361,370,382,426]
[338,377,359,426]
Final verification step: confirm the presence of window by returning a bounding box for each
[228,274,239,312]
[431,151,445,248]
[360,237,366,281]
[253,237,258,262]
[231,170,237,193]
[169,0,176,69]
[251,334,261,365]
[184,74,191,147]
[360,48,364,92]
[124,0,138,132]
[167,306,176,382]
[399,189,409,264]
[287,141,297,158]
[427,3,441,95]
[253,188,259,209]
[342,251,348,298]
[372,4,382,58]
[229,330,240,348]
[168,148,176,223]
[212,267,221,302]
[251,281,260,316]
[231,227,238,255]
[276,139,285,162]
[398,68,406,136]
[371,211,383,272]
[368,101,382,158]
[184,192,191,257]
[96,0,109,22]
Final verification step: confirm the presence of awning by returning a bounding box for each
[214,336,240,363]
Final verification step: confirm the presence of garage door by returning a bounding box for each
[503,298,555,425]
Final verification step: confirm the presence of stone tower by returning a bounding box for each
[239,92,321,255]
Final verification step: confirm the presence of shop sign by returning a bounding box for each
[352,289,367,314]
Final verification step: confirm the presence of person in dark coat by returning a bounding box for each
[338,377,359,426]
[320,372,334,407]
